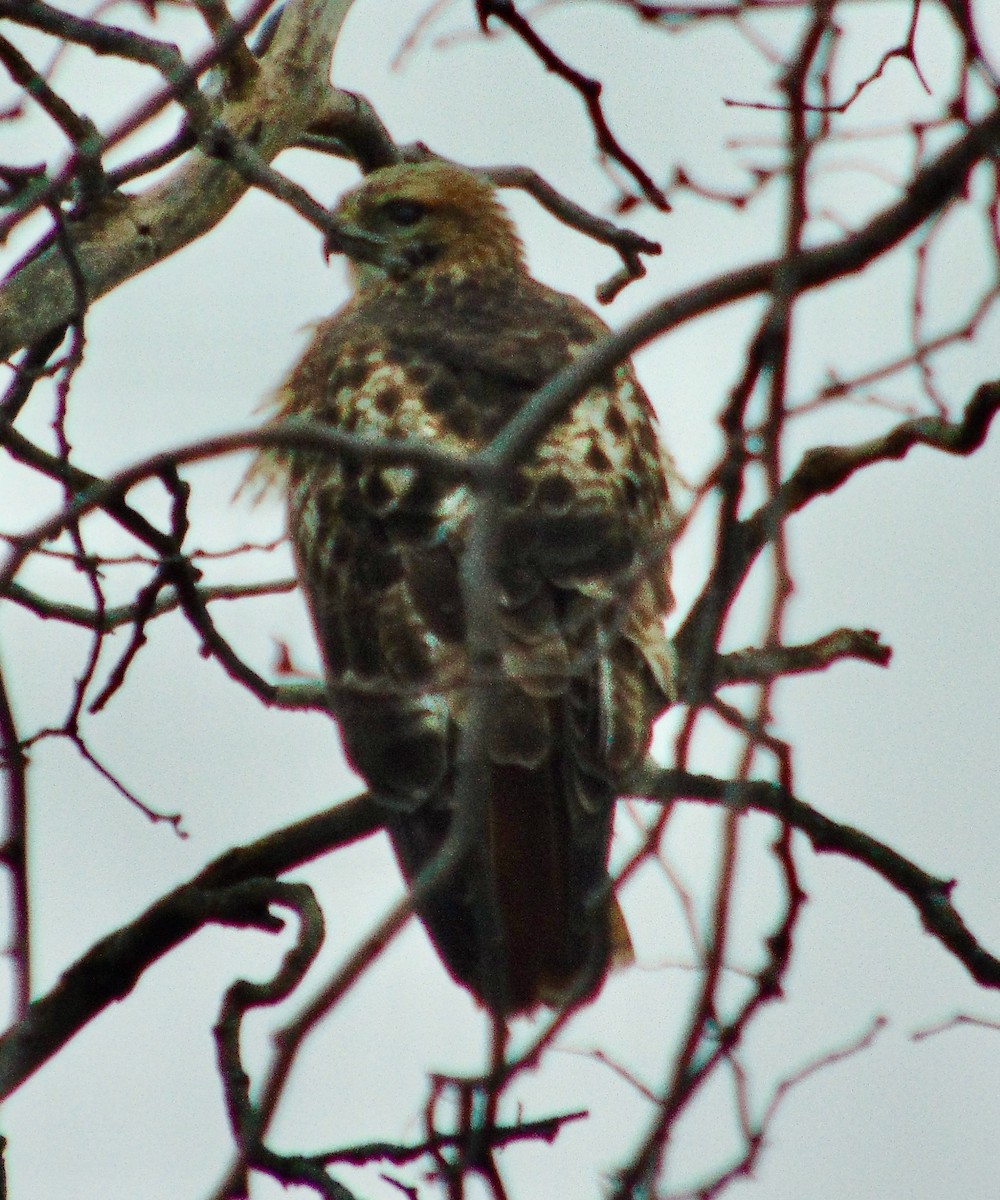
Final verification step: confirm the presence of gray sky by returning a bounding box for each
[2,2,1000,1197]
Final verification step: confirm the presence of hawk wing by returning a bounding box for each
[276,266,675,1011]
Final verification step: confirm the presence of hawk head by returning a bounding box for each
[326,161,526,289]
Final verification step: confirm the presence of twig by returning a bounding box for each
[706,628,892,691]
[0,663,29,1018]
[0,34,104,194]
[677,380,1000,672]
[192,0,260,94]
[67,729,185,831]
[320,1109,587,1165]
[5,577,296,632]
[474,103,1000,485]
[474,0,669,208]
[0,419,476,597]
[482,163,661,301]
[661,1015,887,1199]
[0,329,66,421]
[911,1012,1000,1042]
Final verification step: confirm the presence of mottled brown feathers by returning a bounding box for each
[269,161,676,1012]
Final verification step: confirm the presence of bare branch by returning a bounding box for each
[320,1109,587,1166]
[0,328,66,421]
[662,1015,888,1200]
[911,1012,1000,1042]
[677,380,1000,674]
[2,7,999,1192]
[481,162,661,301]
[707,628,892,691]
[209,813,474,1199]
[0,661,29,1019]
[4,577,297,633]
[0,31,101,153]
[479,105,1000,475]
[474,0,670,208]
[0,792,382,1102]
[0,0,358,361]
[630,762,1000,991]
[0,419,475,597]
[193,0,261,94]
[213,880,342,1198]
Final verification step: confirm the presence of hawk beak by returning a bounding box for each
[323,219,385,266]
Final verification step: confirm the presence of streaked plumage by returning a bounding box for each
[266,161,676,1012]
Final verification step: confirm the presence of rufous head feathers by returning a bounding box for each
[327,161,526,289]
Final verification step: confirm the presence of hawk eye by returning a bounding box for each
[381,198,426,227]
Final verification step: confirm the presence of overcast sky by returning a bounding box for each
[2,2,1000,1198]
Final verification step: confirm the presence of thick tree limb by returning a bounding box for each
[0,0,358,361]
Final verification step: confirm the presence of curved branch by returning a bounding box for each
[630,762,1000,990]
[7,749,1000,1107]
[481,163,662,301]
[676,380,1000,666]
[701,627,892,693]
[213,880,351,1198]
[0,792,382,1102]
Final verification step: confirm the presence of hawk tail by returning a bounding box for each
[387,753,630,1014]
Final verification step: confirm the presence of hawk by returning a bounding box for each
[266,161,676,1013]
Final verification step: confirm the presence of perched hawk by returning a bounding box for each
[267,161,676,1013]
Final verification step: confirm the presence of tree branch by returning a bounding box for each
[0,419,475,597]
[474,0,669,208]
[480,162,661,301]
[320,1109,587,1167]
[702,627,892,693]
[0,661,29,1019]
[0,0,359,361]
[677,380,1000,666]
[0,792,382,1101]
[6,754,1000,1110]
[630,762,1000,990]
[5,577,296,632]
